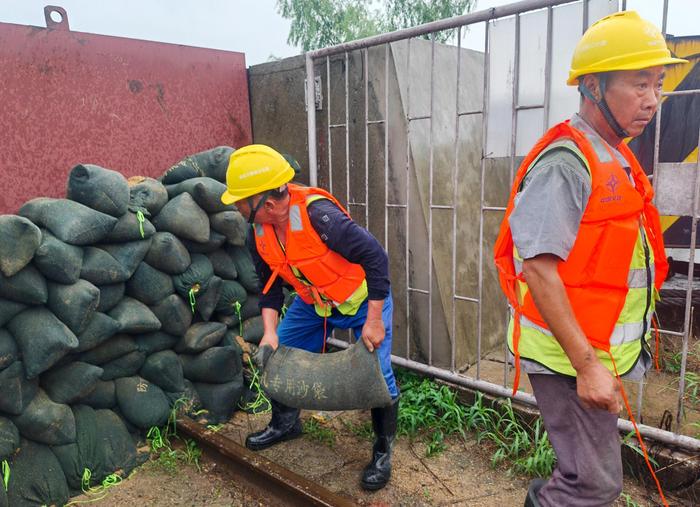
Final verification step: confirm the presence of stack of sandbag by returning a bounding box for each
[0,146,265,506]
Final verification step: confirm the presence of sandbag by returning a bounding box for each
[193,375,244,424]
[174,322,226,353]
[11,389,76,445]
[100,350,147,381]
[126,262,174,305]
[129,176,169,216]
[0,264,47,305]
[79,335,137,365]
[0,330,18,372]
[173,253,214,301]
[19,197,118,245]
[133,331,180,355]
[206,249,237,280]
[215,280,248,315]
[6,438,70,507]
[93,409,139,477]
[8,308,78,378]
[100,239,152,278]
[51,405,101,491]
[75,312,121,353]
[0,299,26,327]
[167,379,202,416]
[161,146,234,185]
[210,210,247,246]
[33,229,84,284]
[96,283,125,312]
[140,350,185,392]
[149,295,191,336]
[104,210,156,242]
[115,377,170,429]
[0,215,41,277]
[41,361,103,404]
[0,362,38,415]
[108,297,161,333]
[47,279,100,334]
[241,316,264,345]
[195,275,222,321]
[227,245,260,292]
[145,232,191,275]
[180,346,242,383]
[262,342,392,411]
[0,417,19,460]
[182,229,226,253]
[77,380,116,409]
[240,294,261,321]
[66,164,129,217]
[151,193,210,243]
[81,247,130,284]
[167,177,232,213]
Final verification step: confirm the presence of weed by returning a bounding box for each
[622,431,658,467]
[303,417,336,447]
[341,419,374,440]
[620,492,640,507]
[683,372,700,406]
[664,351,683,374]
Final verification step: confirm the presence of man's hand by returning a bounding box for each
[576,359,621,414]
[253,343,274,371]
[258,331,279,351]
[361,317,385,352]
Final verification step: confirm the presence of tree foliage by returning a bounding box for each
[277,0,476,51]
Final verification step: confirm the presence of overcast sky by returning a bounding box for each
[1,1,697,66]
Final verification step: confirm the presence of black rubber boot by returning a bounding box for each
[524,478,546,507]
[245,399,302,451]
[361,397,399,491]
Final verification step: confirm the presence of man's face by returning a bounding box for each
[604,66,665,138]
[235,194,266,224]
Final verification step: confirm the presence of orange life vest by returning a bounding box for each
[254,183,366,310]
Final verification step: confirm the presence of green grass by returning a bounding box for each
[146,397,203,475]
[620,492,641,507]
[303,417,336,447]
[341,419,374,440]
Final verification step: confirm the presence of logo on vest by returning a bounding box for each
[600,174,622,203]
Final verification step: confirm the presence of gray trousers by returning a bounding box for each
[529,373,623,507]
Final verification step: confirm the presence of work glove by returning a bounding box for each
[253,344,274,371]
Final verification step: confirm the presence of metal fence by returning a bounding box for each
[304,0,700,452]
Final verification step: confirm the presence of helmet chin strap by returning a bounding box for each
[247,191,271,225]
[578,74,630,139]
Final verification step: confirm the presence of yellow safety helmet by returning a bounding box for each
[567,10,687,86]
[221,144,295,205]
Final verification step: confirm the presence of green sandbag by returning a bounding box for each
[0,299,26,327]
[79,335,137,365]
[172,253,214,300]
[0,362,38,415]
[6,438,70,507]
[195,275,222,321]
[33,229,84,284]
[161,146,234,185]
[126,262,174,305]
[174,322,226,353]
[19,197,118,246]
[115,376,170,429]
[100,350,147,381]
[149,295,191,336]
[77,380,116,409]
[140,350,185,392]
[129,176,169,216]
[81,247,130,284]
[75,312,121,353]
[0,215,41,277]
[51,405,101,491]
[241,316,264,344]
[0,264,47,305]
[215,280,248,315]
[0,417,19,459]
[96,283,125,312]
[182,229,226,253]
[180,346,242,383]
[41,362,104,404]
[0,478,5,507]
[240,294,261,320]
[66,164,130,217]
[103,210,156,242]
[166,379,202,416]
[210,211,247,246]
[93,409,139,477]
[151,193,210,243]
[166,177,233,214]
[11,389,76,445]
[8,308,78,378]
[227,245,260,292]
[206,249,237,280]
[108,297,161,333]
[47,280,100,334]
[262,341,392,411]
[193,375,244,425]
[133,331,179,355]
[216,313,240,330]
[145,232,191,275]
[0,330,19,371]
[100,239,152,279]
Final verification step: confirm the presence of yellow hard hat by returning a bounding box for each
[221,144,295,205]
[567,10,687,86]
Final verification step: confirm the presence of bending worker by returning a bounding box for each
[494,11,685,507]
[221,144,399,491]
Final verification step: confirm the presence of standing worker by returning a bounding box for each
[494,11,686,507]
[221,144,399,491]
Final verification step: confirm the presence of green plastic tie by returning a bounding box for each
[136,210,146,239]
[238,356,271,414]
[188,288,196,314]
[2,459,9,492]
[233,301,242,335]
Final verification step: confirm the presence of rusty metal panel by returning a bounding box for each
[655,162,698,217]
[0,6,252,214]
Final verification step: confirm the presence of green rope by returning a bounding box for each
[233,301,242,336]
[135,210,146,239]
[64,470,122,505]
[206,424,224,432]
[188,288,196,314]
[2,459,9,492]
[238,356,271,414]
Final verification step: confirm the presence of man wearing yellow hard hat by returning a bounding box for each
[221,144,399,491]
[493,11,686,507]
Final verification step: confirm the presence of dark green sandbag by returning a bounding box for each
[151,193,210,243]
[100,239,152,279]
[0,479,5,507]
[81,247,130,285]
[126,262,174,305]
[93,408,139,477]
[79,335,137,365]
[0,362,38,415]
[19,197,118,246]
[182,229,226,253]
[11,389,75,445]
[193,375,244,425]
[0,215,41,277]
[0,299,26,327]
[66,164,130,217]
[149,295,191,336]
[215,280,248,315]
[33,229,83,284]
[47,280,100,334]
[129,176,169,216]
[216,313,240,330]
[180,346,242,383]
[144,232,191,275]
[115,376,170,429]
[206,249,237,280]
[103,210,156,242]
[166,379,202,417]
[51,405,101,491]
[227,245,260,293]
[161,146,234,185]
[6,438,70,507]
[77,380,116,409]
[210,211,247,246]
[75,312,121,353]
[166,177,233,214]
[0,330,19,372]
[100,350,147,381]
[174,322,227,353]
[195,275,222,321]
[0,264,47,305]
[133,331,179,355]
[240,293,261,320]
[108,297,161,333]
[8,308,78,378]
[41,361,104,404]
[172,253,214,300]
[140,350,185,392]
[0,417,19,460]
[96,283,125,312]
[241,316,264,345]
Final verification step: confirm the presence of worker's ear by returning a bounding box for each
[582,74,602,101]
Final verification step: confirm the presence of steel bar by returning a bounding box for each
[409,114,432,121]
[305,53,318,187]
[326,56,333,194]
[509,13,521,185]
[432,204,455,210]
[662,0,669,35]
[387,203,408,208]
[515,104,544,111]
[329,123,348,129]
[364,47,370,229]
[543,6,553,129]
[345,51,350,208]
[384,43,390,250]
[405,38,412,361]
[663,89,700,97]
[409,287,430,295]
[484,206,507,212]
[367,120,385,125]
[458,110,483,116]
[455,295,480,303]
[452,25,463,373]
[428,32,437,366]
